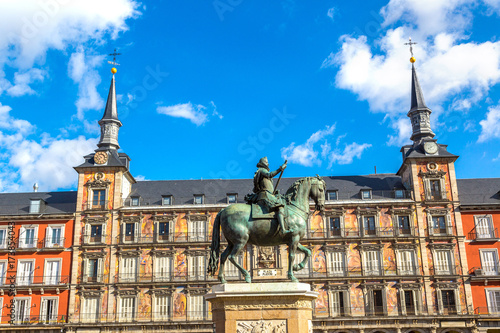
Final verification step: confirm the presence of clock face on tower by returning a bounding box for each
[424,141,438,154]
[94,151,108,164]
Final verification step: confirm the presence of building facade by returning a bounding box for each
[0,61,498,333]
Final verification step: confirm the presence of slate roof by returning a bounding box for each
[457,178,500,206]
[75,151,130,169]
[128,174,406,206]
[0,191,77,216]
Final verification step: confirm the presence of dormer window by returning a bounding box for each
[130,197,140,206]
[361,189,372,200]
[162,196,172,206]
[394,189,405,199]
[29,199,43,214]
[194,195,204,205]
[227,194,237,204]
[327,191,338,201]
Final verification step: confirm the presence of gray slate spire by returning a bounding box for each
[407,63,435,143]
[97,75,122,150]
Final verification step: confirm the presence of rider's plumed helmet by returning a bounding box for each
[256,156,269,170]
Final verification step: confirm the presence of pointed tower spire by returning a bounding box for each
[97,68,122,150]
[405,39,435,144]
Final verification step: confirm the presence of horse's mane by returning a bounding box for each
[284,177,312,202]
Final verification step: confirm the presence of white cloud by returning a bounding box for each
[68,46,105,120]
[281,125,335,167]
[324,0,500,145]
[387,117,412,146]
[327,143,372,166]
[478,104,500,142]
[0,103,97,192]
[157,102,219,126]
[281,125,372,167]
[327,7,336,20]
[6,68,47,97]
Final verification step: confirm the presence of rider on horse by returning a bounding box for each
[252,157,292,235]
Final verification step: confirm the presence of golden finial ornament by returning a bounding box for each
[410,57,416,63]
[111,67,117,74]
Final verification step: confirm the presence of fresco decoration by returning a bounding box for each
[350,284,364,315]
[313,284,328,315]
[379,208,392,229]
[142,213,153,239]
[175,213,188,242]
[82,172,116,211]
[309,212,324,238]
[386,282,398,315]
[382,244,396,273]
[102,289,109,316]
[175,251,187,277]
[138,290,151,318]
[416,162,452,201]
[347,243,361,274]
[209,212,217,241]
[173,288,187,319]
[344,209,358,232]
[311,245,326,274]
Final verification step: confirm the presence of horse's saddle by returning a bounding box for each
[251,203,276,219]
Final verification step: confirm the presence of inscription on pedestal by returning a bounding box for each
[237,319,286,333]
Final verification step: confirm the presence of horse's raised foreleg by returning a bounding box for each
[218,243,233,284]
[287,235,301,282]
[228,241,251,283]
[293,243,311,272]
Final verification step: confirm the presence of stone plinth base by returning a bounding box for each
[205,283,318,333]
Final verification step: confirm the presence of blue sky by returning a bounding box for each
[0,0,500,192]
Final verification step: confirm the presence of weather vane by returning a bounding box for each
[404,37,417,63]
[108,48,121,74]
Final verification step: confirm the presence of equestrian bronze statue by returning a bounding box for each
[208,158,326,283]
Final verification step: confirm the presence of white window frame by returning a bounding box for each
[399,287,422,316]
[13,297,31,324]
[45,225,65,248]
[90,188,107,209]
[162,196,172,206]
[327,251,345,276]
[120,257,138,283]
[361,215,378,237]
[329,289,351,316]
[40,296,58,323]
[326,190,338,201]
[0,226,7,249]
[480,249,499,276]
[433,250,453,275]
[363,250,381,276]
[155,219,174,243]
[118,296,137,322]
[44,258,62,285]
[121,221,139,243]
[84,223,105,244]
[224,254,243,279]
[394,189,405,199]
[194,195,204,205]
[294,251,311,277]
[81,296,99,323]
[153,256,172,282]
[17,259,35,286]
[436,287,461,315]
[361,189,372,199]
[365,287,387,316]
[475,215,495,239]
[396,249,417,275]
[130,197,139,206]
[0,260,6,286]
[19,225,38,249]
[486,288,500,314]
[82,257,103,283]
[188,218,207,242]
[29,199,42,214]
[188,255,206,281]
[153,294,171,320]
[227,194,237,204]
[423,177,447,201]
[426,210,453,236]
[394,214,413,236]
[188,294,206,320]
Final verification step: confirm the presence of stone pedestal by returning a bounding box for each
[205,282,318,333]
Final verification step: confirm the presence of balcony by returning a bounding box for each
[475,307,500,316]
[470,265,500,280]
[115,231,210,245]
[469,228,499,241]
[113,271,218,284]
[295,265,421,279]
[77,275,104,284]
[0,314,66,325]
[13,275,70,287]
[81,234,107,246]
[307,227,418,239]
[77,311,211,324]
[430,264,459,276]
[86,200,109,211]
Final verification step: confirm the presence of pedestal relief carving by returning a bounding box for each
[237,319,286,333]
[258,246,277,268]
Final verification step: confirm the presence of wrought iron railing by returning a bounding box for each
[469,265,500,277]
[307,227,419,239]
[0,314,67,325]
[77,311,211,323]
[12,275,70,286]
[468,227,499,241]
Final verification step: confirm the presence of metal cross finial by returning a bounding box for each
[404,37,417,57]
[108,48,121,66]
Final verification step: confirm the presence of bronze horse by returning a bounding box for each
[208,176,326,283]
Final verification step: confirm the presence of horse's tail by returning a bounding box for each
[208,210,222,276]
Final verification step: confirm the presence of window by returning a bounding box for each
[365,288,386,316]
[84,258,103,283]
[330,290,349,316]
[40,297,58,323]
[427,211,452,236]
[17,260,34,285]
[154,256,172,282]
[373,290,384,315]
[194,195,204,205]
[480,250,499,275]
[120,257,138,282]
[158,222,170,241]
[188,255,206,280]
[29,199,43,214]
[397,216,412,235]
[397,250,416,275]
[154,295,170,320]
[487,289,500,314]
[475,215,495,239]
[44,259,61,285]
[85,224,103,244]
[432,216,446,235]
[327,252,345,276]
[227,194,237,204]
[363,251,380,275]
[0,227,6,249]
[0,261,6,285]
[118,296,136,322]
[224,254,243,279]
[188,295,205,320]
[429,180,441,200]
[188,219,206,242]
[329,217,342,237]
[294,252,311,277]
[130,197,139,206]
[327,191,338,201]
[363,216,377,236]
[45,225,64,247]
[123,222,138,243]
[361,189,372,199]
[13,298,31,324]
[92,189,106,209]
[434,250,452,275]
[441,290,456,315]
[81,297,99,322]
[19,226,38,248]
[399,288,420,315]
[394,189,405,199]
[423,178,446,201]
[162,196,172,206]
